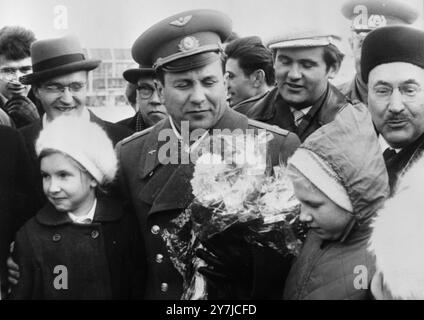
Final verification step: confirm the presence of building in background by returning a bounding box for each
[84,48,134,108]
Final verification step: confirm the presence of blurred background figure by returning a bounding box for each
[225,36,275,108]
[0,26,41,128]
[337,0,419,104]
[117,66,167,132]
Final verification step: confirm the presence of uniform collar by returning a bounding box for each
[138,106,249,179]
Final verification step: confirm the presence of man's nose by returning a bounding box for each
[149,90,161,104]
[287,64,302,80]
[299,208,313,223]
[190,83,206,104]
[59,87,74,104]
[388,88,406,114]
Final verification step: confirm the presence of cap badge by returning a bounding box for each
[170,15,192,27]
[178,36,200,52]
[368,15,387,29]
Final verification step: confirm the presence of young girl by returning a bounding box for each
[283,103,389,300]
[10,116,145,299]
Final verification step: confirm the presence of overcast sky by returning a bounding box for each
[1,0,422,84]
[1,0,422,49]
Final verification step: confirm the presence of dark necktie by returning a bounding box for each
[383,147,397,162]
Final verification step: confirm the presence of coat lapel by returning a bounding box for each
[137,108,249,216]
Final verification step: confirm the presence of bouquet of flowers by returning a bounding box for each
[161,132,304,300]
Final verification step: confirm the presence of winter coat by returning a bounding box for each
[284,103,389,300]
[337,74,368,105]
[0,126,36,294]
[383,132,424,195]
[370,150,424,299]
[117,107,301,299]
[9,197,146,300]
[234,83,351,142]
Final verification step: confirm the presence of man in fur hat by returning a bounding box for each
[361,25,424,194]
[337,0,419,104]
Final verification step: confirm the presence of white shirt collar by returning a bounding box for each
[289,106,312,114]
[68,198,97,224]
[378,135,401,154]
[42,107,90,127]
[168,116,209,153]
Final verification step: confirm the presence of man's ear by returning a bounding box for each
[90,178,98,189]
[250,69,266,88]
[155,80,165,104]
[327,62,341,80]
[33,86,41,100]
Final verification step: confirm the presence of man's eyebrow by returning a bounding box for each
[373,80,392,87]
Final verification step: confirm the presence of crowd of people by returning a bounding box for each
[0,0,424,300]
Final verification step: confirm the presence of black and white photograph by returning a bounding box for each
[0,0,423,306]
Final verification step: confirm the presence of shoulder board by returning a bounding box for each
[247,119,290,137]
[120,125,155,145]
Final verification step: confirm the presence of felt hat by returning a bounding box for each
[20,35,101,85]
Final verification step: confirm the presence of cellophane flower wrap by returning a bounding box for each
[161,131,304,300]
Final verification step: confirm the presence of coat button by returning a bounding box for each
[91,230,100,239]
[160,283,168,293]
[155,254,164,263]
[151,225,160,235]
[52,234,61,242]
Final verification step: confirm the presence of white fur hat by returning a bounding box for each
[36,116,118,185]
[369,154,424,299]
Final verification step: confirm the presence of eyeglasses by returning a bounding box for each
[40,82,87,94]
[0,66,33,81]
[136,84,156,99]
[372,83,422,102]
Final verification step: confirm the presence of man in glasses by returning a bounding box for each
[337,0,418,104]
[18,35,132,212]
[118,66,167,131]
[0,26,41,128]
[362,26,424,195]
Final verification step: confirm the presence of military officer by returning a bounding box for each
[117,9,301,299]
[337,0,419,104]
[235,29,351,142]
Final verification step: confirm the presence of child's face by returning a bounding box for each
[41,152,97,215]
[292,172,353,241]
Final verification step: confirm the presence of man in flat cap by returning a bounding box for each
[362,25,424,195]
[117,66,167,132]
[338,0,419,104]
[117,9,301,299]
[235,29,351,142]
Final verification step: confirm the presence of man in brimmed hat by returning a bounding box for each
[117,9,301,299]
[337,0,419,104]
[117,66,167,132]
[361,25,424,195]
[235,28,352,142]
[18,35,133,211]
